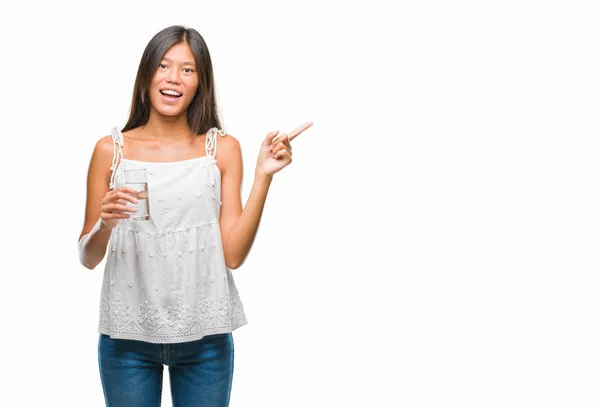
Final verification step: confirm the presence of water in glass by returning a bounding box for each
[123,168,150,221]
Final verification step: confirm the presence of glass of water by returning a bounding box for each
[123,168,150,221]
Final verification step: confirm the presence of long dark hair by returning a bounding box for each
[122,25,221,135]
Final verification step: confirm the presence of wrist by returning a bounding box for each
[254,168,273,184]
[99,218,114,231]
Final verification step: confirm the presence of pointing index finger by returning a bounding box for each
[288,121,314,142]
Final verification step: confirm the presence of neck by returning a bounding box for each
[141,111,194,140]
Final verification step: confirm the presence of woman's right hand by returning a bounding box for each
[100,187,139,229]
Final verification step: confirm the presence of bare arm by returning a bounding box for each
[217,135,269,269]
[218,122,313,269]
[78,136,137,269]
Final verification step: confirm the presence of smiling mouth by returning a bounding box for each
[160,90,182,99]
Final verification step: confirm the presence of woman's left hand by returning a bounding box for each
[256,121,313,178]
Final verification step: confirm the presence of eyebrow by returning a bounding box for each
[161,57,196,66]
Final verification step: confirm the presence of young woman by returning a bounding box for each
[77,25,312,406]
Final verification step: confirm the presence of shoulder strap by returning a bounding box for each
[109,127,124,190]
[205,127,226,159]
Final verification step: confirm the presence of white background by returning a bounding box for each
[1,0,599,406]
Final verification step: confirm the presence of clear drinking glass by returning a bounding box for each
[123,168,150,221]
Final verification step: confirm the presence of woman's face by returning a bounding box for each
[148,42,199,117]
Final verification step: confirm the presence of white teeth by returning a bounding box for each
[161,89,181,96]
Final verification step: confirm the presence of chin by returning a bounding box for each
[152,104,187,117]
[150,95,191,117]
[158,108,185,117]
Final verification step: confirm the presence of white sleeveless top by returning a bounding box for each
[97,127,248,344]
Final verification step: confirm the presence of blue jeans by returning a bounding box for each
[98,333,234,407]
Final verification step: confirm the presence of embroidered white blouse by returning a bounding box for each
[97,127,248,344]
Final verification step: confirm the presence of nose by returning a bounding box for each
[167,68,181,84]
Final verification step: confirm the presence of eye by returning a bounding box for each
[159,63,168,69]
[183,68,195,73]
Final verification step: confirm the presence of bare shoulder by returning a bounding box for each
[93,135,115,160]
[216,133,242,159]
[87,134,115,182]
[215,133,243,175]
[219,133,241,150]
